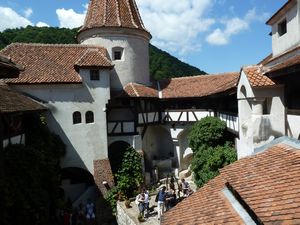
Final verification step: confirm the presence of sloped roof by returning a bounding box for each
[0,82,46,113]
[267,54,300,74]
[242,65,275,87]
[266,0,296,25]
[162,143,300,225]
[0,55,23,78]
[122,82,158,98]
[0,43,112,84]
[159,72,239,99]
[79,0,150,36]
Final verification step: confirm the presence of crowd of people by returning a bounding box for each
[60,199,96,225]
[135,178,194,221]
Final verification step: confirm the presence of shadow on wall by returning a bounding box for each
[46,111,88,171]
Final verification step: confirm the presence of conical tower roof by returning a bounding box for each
[78,0,150,37]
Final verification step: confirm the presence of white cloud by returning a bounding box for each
[206,8,268,46]
[36,22,49,27]
[136,0,215,55]
[56,8,86,28]
[0,7,32,31]
[24,8,33,18]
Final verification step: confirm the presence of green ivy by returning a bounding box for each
[0,114,66,225]
[105,146,143,214]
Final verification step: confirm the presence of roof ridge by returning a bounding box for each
[168,72,239,81]
[7,43,108,49]
[115,0,121,26]
[130,82,139,97]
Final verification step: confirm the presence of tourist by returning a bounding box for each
[165,189,176,210]
[85,199,95,225]
[135,191,145,219]
[157,186,167,220]
[181,178,190,197]
[143,188,150,218]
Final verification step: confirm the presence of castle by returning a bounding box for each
[1,0,300,209]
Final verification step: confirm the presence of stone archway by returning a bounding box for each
[108,141,130,175]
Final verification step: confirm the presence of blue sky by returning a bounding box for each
[0,0,287,74]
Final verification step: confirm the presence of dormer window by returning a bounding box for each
[90,70,99,80]
[278,19,287,36]
[112,47,124,61]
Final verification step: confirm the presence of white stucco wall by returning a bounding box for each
[271,3,299,56]
[287,114,300,138]
[79,29,150,90]
[11,69,111,173]
[237,71,285,158]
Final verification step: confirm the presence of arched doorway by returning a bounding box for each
[108,141,130,175]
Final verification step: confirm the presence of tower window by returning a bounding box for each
[278,19,287,36]
[112,47,124,61]
[73,111,82,124]
[85,111,94,124]
[90,70,100,80]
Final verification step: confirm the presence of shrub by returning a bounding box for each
[188,116,227,151]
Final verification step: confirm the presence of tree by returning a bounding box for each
[188,117,237,188]
[0,114,66,225]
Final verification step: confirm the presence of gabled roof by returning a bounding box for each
[162,143,300,225]
[78,0,150,36]
[0,82,46,113]
[242,65,275,87]
[122,82,158,98]
[0,43,112,84]
[75,48,113,69]
[159,72,239,99]
[266,0,296,25]
[0,55,23,78]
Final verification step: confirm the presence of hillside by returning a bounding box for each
[0,26,206,80]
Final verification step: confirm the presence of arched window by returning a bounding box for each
[73,111,82,124]
[85,111,94,124]
[112,47,124,61]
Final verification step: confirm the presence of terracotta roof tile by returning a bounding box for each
[0,43,112,84]
[79,0,150,36]
[0,82,46,113]
[75,48,113,68]
[160,72,239,99]
[120,82,158,98]
[162,143,300,224]
[243,65,275,87]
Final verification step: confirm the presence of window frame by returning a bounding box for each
[85,111,94,124]
[73,111,82,124]
[90,70,100,81]
[278,19,287,37]
[112,47,124,61]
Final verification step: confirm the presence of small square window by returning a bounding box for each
[90,70,99,80]
[278,19,287,36]
[114,51,122,60]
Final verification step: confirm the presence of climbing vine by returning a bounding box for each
[0,114,66,225]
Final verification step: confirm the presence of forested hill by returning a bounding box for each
[0,26,206,80]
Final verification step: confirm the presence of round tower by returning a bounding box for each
[77,0,152,90]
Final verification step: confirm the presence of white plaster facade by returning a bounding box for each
[78,28,151,90]
[11,69,111,173]
[237,70,285,159]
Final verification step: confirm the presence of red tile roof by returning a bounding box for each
[162,143,300,225]
[79,0,150,36]
[0,43,112,84]
[122,82,158,98]
[0,82,46,113]
[75,48,113,69]
[159,72,239,99]
[243,65,275,87]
